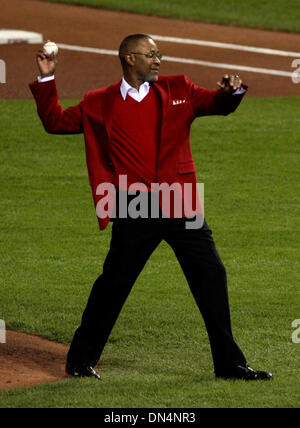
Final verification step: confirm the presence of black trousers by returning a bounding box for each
[67,217,247,376]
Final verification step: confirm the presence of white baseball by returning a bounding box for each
[43,41,58,57]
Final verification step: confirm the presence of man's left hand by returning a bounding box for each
[217,74,242,94]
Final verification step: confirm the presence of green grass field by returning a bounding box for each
[39,0,300,33]
[0,96,299,408]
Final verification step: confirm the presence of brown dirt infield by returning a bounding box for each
[0,330,69,390]
[1,0,300,391]
[1,0,300,99]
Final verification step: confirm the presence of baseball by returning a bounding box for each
[43,41,59,57]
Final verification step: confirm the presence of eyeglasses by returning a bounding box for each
[128,52,163,61]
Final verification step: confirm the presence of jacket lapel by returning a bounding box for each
[152,78,170,116]
[102,81,121,138]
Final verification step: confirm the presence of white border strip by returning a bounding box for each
[0,29,43,44]
[57,43,293,78]
[151,34,300,58]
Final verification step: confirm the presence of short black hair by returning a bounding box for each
[119,34,153,59]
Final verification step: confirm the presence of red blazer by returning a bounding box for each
[29,75,247,230]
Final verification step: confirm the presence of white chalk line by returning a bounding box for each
[163,56,292,77]
[57,43,294,78]
[150,34,300,58]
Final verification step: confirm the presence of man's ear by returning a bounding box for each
[124,53,135,67]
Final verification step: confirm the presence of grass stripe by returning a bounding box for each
[38,0,300,33]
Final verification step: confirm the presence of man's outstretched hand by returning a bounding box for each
[217,74,242,94]
[36,41,57,78]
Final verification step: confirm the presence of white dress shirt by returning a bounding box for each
[38,75,56,83]
[120,77,150,102]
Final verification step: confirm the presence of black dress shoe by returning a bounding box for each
[216,365,273,381]
[66,362,102,381]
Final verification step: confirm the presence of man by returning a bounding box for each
[30,34,273,381]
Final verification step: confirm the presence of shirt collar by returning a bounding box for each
[120,77,150,101]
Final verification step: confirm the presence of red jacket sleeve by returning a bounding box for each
[184,75,248,117]
[29,79,83,134]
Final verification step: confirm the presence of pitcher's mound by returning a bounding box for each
[0,330,69,390]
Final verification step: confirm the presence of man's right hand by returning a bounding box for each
[36,42,57,78]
